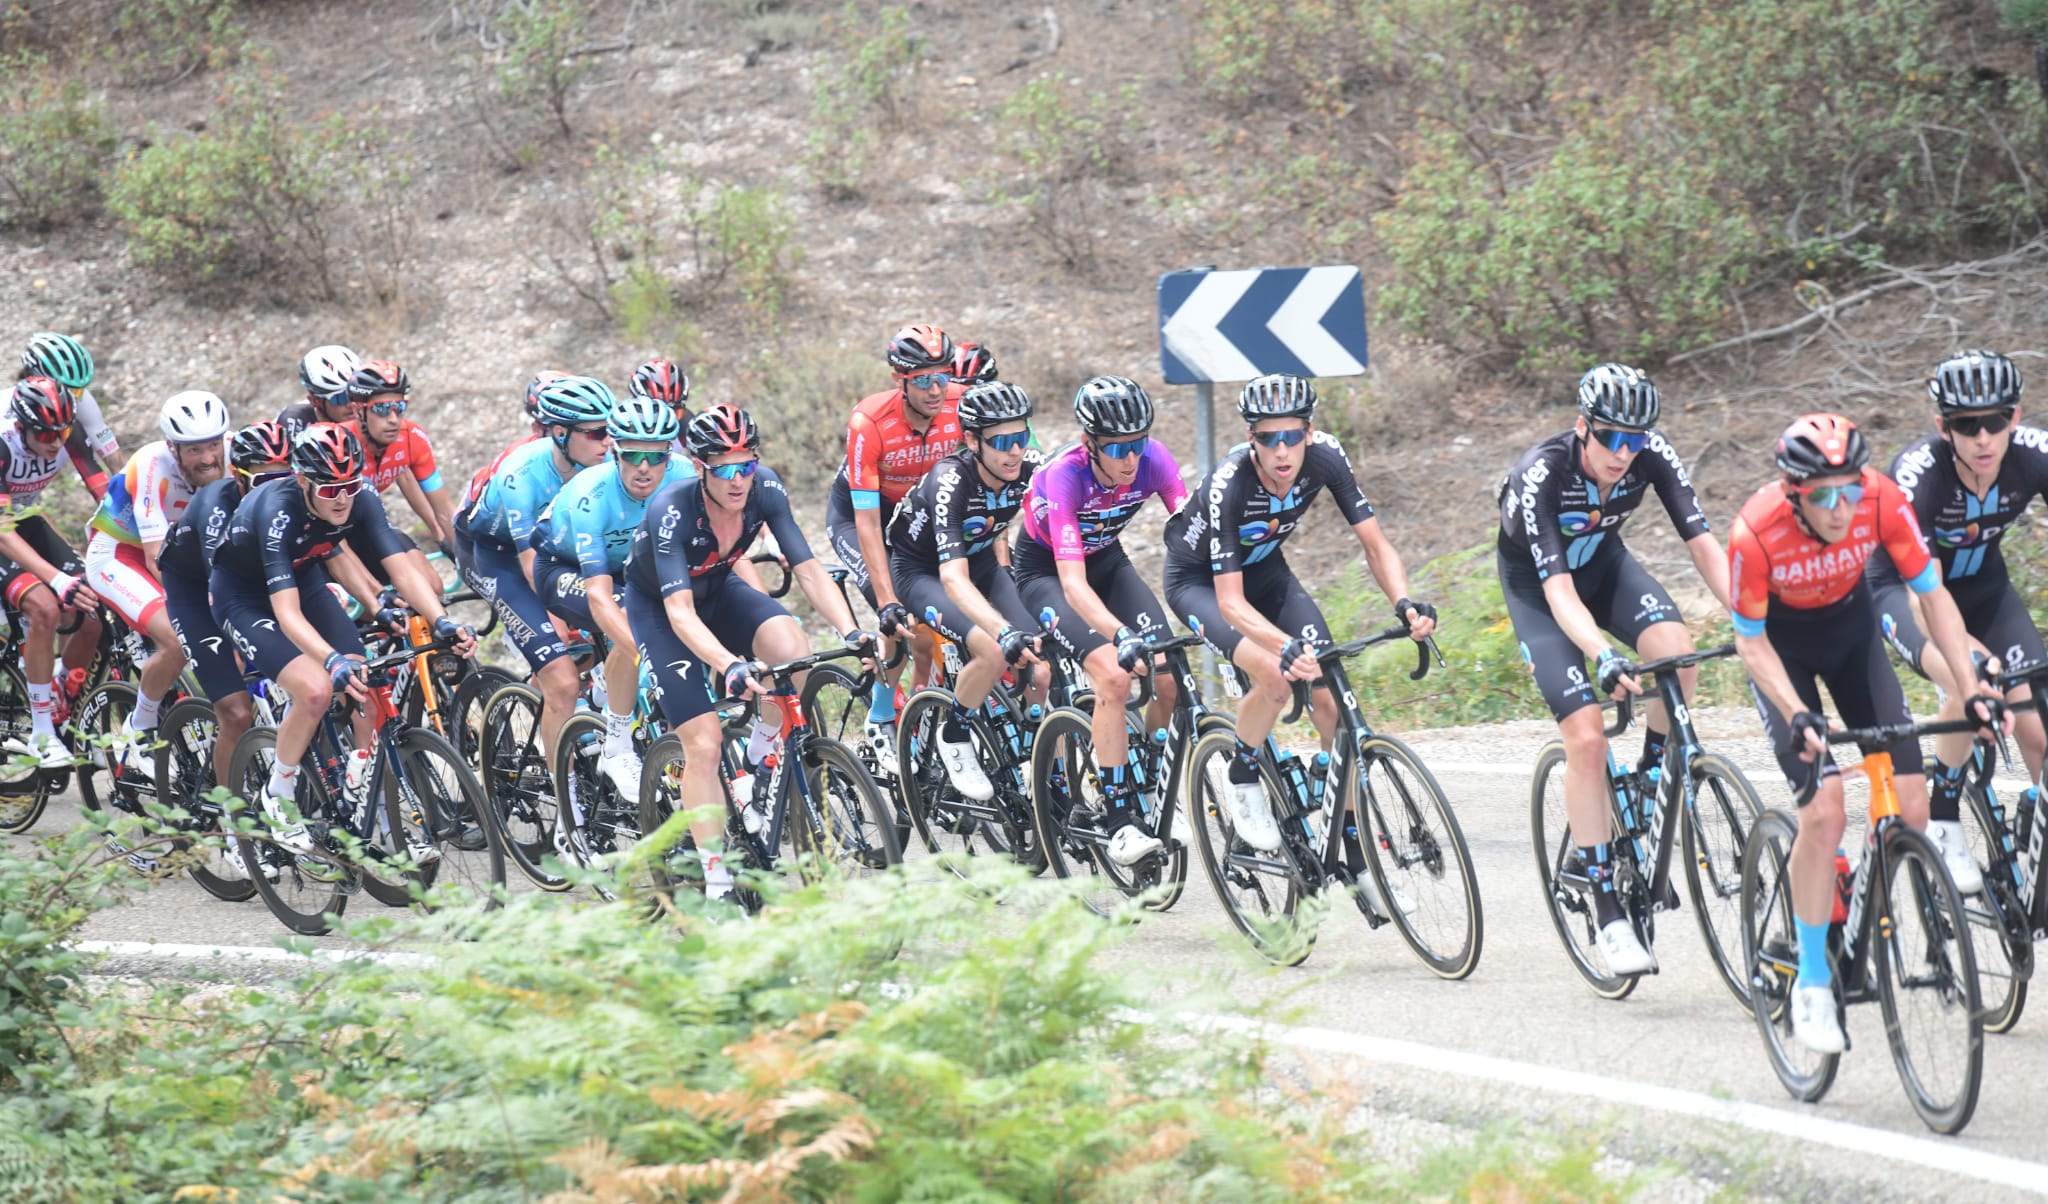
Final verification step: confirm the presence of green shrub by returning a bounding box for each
[108,0,243,83]
[491,0,593,137]
[990,76,1131,269]
[802,3,924,199]
[107,70,388,299]
[2005,0,2048,40]
[1185,0,1369,116]
[0,54,114,230]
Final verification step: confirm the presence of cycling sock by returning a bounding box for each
[1638,727,1667,779]
[266,762,301,804]
[701,849,733,894]
[1795,915,1833,989]
[1583,842,1624,928]
[940,712,969,743]
[866,688,896,725]
[602,708,632,759]
[131,690,163,732]
[1929,759,1966,824]
[1100,761,1133,826]
[27,681,53,736]
[1228,739,1261,785]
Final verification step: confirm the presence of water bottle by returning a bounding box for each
[1831,849,1852,926]
[1308,751,1331,810]
[1275,750,1311,810]
[590,662,607,712]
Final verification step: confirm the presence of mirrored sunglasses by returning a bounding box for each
[1251,428,1307,449]
[1591,428,1650,454]
[1798,482,1865,510]
[704,459,760,481]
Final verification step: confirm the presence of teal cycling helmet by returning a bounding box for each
[607,393,681,443]
[534,375,615,427]
[22,333,93,390]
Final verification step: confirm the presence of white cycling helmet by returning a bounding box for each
[159,390,231,443]
[299,344,361,403]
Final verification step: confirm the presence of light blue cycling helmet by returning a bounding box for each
[608,392,681,443]
[534,375,615,427]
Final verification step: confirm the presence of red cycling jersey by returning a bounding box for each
[348,419,442,493]
[1729,469,1934,624]
[841,383,964,509]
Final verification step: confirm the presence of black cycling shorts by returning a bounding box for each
[1751,584,1922,793]
[1163,555,1331,661]
[211,562,363,684]
[889,548,1033,647]
[627,574,791,729]
[535,557,626,637]
[470,537,570,672]
[0,514,86,611]
[163,567,243,703]
[1874,574,2047,682]
[824,489,881,611]
[1497,546,1682,721]
[1013,538,1170,661]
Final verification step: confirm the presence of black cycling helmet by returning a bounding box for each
[885,323,952,375]
[230,421,293,476]
[958,381,1033,432]
[1577,363,1660,430]
[1237,373,1317,423]
[292,422,365,485]
[1073,375,1154,437]
[1776,413,1869,482]
[952,342,998,385]
[11,375,74,433]
[1928,349,2023,415]
[630,359,690,407]
[684,403,761,461]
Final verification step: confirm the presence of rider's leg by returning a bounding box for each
[1631,619,1696,778]
[1789,775,1849,979]
[17,583,59,736]
[212,692,253,787]
[534,657,580,760]
[134,607,188,731]
[677,711,733,895]
[271,654,332,790]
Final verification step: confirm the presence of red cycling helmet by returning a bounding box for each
[292,422,365,484]
[684,403,760,461]
[347,359,409,405]
[951,341,997,385]
[10,375,74,433]
[1775,413,1869,482]
[885,323,952,376]
[230,420,293,476]
[630,359,690,407]
[524,370,566,422]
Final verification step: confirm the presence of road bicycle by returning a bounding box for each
[1740,716,1987,1134]
[1529,644,1763,1003]
[1948,658,2048,1033]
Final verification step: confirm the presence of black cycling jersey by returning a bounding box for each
[1163,434,1374,577]
[277,401,322,446]
[1867,426,2048,586]
[623,467,813,599]
[213,476,410,595]
[885,446,1029,571]
[157,477,243,584]
[1496,428,1709,579]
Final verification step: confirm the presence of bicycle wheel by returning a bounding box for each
[790,736,900,881]
[895,688,998,877]
[1958,783,2030,1034]
[637,731,763,914]
[72,678,137,819]
[552,711,619,898]
[802,661,907,842]
[0,661,53,833]
[447,665,514,770]
[381,726,505,913]
[1877,823,1983,1134]
[154,697,253,902]
[1740,807,1839,1103]
[1528,741,1639,999]
[1187,728,1315,966]
[1681,751,1764,1008]
[479,682,565,891]
[227,726,347,935]
[1354,735,1483,980]
[981,685,1044,873]
[1033,707,1142,917]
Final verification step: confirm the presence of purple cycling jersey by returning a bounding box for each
[1020,440,1190,561]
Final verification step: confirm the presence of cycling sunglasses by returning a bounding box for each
[703,458,760,481]
[246,468,293,486]
[364,400,408,418]
[617,448,668,467]
[311,478,364,501]
[1589,427,1650,454]
[570,425,610,442]
[1096,435,1149,459]
[1946,409,2015,438]
[904,372,951,390]
[1797,482,1865,510]
[982,430,1032,453]
[1251,428,1307,449]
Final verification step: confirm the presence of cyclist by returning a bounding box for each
[521,370,564,441]
[952,342,997,387]
[84,391,231,777]
[158,421,294,786]
[344,360,459,546]
[1164,375,1435,874]
[277,345,362,444]
[883,381,1040,801]
[1015,375,1188,865]
[823,324,965,774]
[629,359,691,454]
[212,424,474,869]
[1869,349,2048,894]
[19,332,121,500]
[0,377,110,764]
[1730,412,2003,1054]
[451,375,613,759]
[530,392,693,843]
[624,404,872,904]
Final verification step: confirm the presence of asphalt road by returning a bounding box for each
[39,708,2048,1199]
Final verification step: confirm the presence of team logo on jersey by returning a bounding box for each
[1559,509,1601,535]
[1238,520,1272,546]
[962,515,990,540]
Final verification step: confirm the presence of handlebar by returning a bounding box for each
[1604,643,1737,737]
[752,551,793,599]
[1791,715,2001,806]
[726,641,876,724]
[1280,624,1445,725]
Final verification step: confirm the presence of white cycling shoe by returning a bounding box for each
[1927,820,1984,895]
[935,729,993,801]
[864,720,901,777]
[1791,982,1846,1054]
[1596,919,1658,976]
[1107,823,1164,867]
[9,731,74,770]
[1357,872,1417,918]
[1225,779,1284,853]
[260,792,316,855]
[598,749,643,804]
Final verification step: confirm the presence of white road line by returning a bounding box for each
[1194,1012,2048,1195]
[1422,758,2037,796]
[80,939,2048,1190]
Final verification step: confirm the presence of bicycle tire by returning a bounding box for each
[790,735,900,881]
[981,684,1044,873]
[801,660,908,850]
[1681,751,1764,1008]
[1528,741,1639,999]
[383,725,505,914]
[1355,734,1482,979]
[1740,807,1840,1103]
[1187,728,1315,966]
[479,682,566,891]
[895,688,995,878]
[72,678,136,818]
[154,697,253,902]
[0,660,53,833]
[228,725,347,935]
[1876,823,1983,1134]
[447,664,514,770]
[1032,707,1142,917]
[1958,783,2030,1034]
[637,731,764,915]
[551,710,629,899]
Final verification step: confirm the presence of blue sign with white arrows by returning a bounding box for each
[1157,266,1368,385]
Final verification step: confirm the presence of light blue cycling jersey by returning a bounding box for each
[532,454,695,577]
[459,437,592,552]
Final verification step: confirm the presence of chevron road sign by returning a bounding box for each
[1157,265,1368,384]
